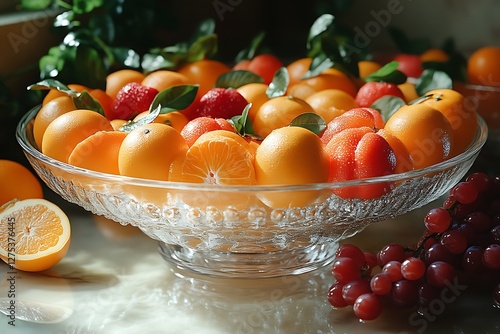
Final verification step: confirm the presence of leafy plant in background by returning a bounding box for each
[19,0,177,89]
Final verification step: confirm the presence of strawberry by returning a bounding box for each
[108,82,159,120]
[194,87,249,119]
[355,82,405,108]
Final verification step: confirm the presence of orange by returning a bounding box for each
[420,48,449,63]
[254,126,330,207]
[68,130,128,175]
[398,81,420,103]
[42,84,88,106]
[384,104,454,170]
[358,60,382,79]
[305,88,359,123]
[41,109,114,163]
[178,59,231,98]
[287,82,319,100]
[141,70,190,93]
[194,129,255,157]
[286,58,358,98]
[253,95,314,138]
[0,160,43,206]
[417,89,478,157]
[33,95,76,149]
[106,69,146,100]
[0,198,71,272]
[118,122,188,181]
[89,89,114,117]
[236,82,270,121]
[169,131,255,185]
[133,110,189,133]
[286,57,313,88]
[110,118,128,130]
[467,46,500,86]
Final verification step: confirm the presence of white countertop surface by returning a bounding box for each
[1,193,498,334]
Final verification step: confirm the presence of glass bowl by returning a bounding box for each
[16,106,488,278]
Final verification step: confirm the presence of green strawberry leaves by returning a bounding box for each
[215,70,264,89]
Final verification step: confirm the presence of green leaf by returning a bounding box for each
[72,0,104,14]
[215,70,264,89]
[289,113,326,134]
[365,61,407,84]
[27,79,79,97]
[235,31,266,62]
[88,13,115,45]
[119,105,162,133]
[370,95,406,123]
[266,67,289,98]
[307,14,335,49]
[72,90,105,115]
[186,34,218,62]
[110,47,141,69]
[150,84,199,114]
[414,69,453,96]
[190,18,216,43]
[21,0,52,11]
[230,104,254,136]
[303,54,334,79]
[74,44,107,90]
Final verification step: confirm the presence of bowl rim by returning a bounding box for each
[16,104,489,193]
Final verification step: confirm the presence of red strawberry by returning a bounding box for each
[194,87,249,119]
[109,82,159,120]
[355,82,405,108]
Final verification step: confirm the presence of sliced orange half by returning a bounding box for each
[0,199,71,272]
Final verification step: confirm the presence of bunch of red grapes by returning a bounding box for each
[327,172,500,321]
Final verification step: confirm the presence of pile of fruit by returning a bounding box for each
[27,14,489,205]
[328,171,500,321]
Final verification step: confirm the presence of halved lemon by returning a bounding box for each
[0,199,71,272]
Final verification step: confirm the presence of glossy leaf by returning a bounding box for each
[72,90,105,116]
[365,61,407,85]
[235,31,266,62]
[27,79,78,97]
[150,84,199,114]
[371,95,406,123]
[290,113,326,134]
[215,70,264,89]
[307,14,335,49]
[266,67,289,98]
[119,105,161,133]
[187,34,218,62]
[414,69,452,96]
[230,104,254,136]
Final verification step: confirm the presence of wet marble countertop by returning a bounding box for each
[0,195,498,334]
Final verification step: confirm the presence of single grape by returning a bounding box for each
[482,244,500,270]
[332,257,361,284]
[353,293,382,321]
[336,244,366,268]
[370,273,392,295]
[466,212,492,233]
[451,181,479,205]
[462,246,486,273]
[378,243,406,265]
[382,261,403,282]
[391,279,419,308]
[457,222,480,245]
[342,279,371,306]
[327,282,348,308]
[442,195,456,209]
[440,229,468,255]
[426,261,456,288]
[424,207,451,233]
[466,172,490,193]
[425,243,456,266]
[364,252,378,270]
[401,257,426,281]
